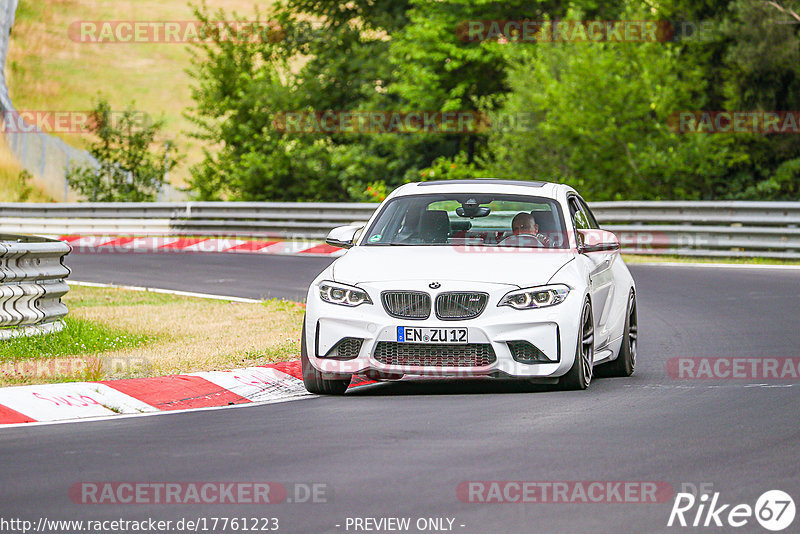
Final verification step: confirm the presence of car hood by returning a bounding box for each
[332,246,576,288]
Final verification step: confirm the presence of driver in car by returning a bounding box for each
[501,213,545,246]
[512,212,553,247]
[512,212,536,236]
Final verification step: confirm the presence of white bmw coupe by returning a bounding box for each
[302,180,637,394]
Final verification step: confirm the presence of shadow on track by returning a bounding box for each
[344,372,637,396]
[348,379,567,396]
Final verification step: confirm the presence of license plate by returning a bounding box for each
[397,327,468,344]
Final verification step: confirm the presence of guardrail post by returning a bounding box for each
[0,234,71,340]
[40,134,47,177]
[64,155,70,201]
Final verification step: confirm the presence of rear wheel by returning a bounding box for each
[597,290,637,378]
[301,321,351,395]
[559,298,594,390]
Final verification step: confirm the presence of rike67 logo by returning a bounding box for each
[668,489,795,531]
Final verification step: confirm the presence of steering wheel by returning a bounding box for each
[498,233,544,247]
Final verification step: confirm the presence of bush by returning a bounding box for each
[67,99,178,202]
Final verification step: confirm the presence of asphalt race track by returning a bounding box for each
[64,252,331,301]
[2,252,800,533]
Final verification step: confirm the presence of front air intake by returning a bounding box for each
[373,342,496,367]
[381,291,431,320]
[435,292,489,320]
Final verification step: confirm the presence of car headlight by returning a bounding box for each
[498,284,570,310]
[319,281,372,307]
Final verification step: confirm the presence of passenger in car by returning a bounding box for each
[396,209,422,243]
[512,212,536,236]
[419,210,451,243]
[531,212,555,247]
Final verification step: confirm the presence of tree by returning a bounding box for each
[186,0,800,201]
[721,0,800,199]
[68,99,177,202]
[654,0,800,200]
[186,1,429,201]
[488,1,800,200]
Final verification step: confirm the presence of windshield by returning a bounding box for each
[362,193,568,248]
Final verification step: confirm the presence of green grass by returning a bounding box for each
[0,137,53,201]
[0,316,152,361]
[623,254,800,266]
[262,298,307,313]
[66,284,197,307]
[0,285,308,386]
[218,340,302,369]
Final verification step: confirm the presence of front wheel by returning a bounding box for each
[300,321,351,395]
[559,298,594,390]
[597,290,637,378]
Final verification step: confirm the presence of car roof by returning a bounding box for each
[389,179,571,200]
[417,179,549,188]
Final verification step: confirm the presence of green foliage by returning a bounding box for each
[489,2,800,200]
[720,0,800,110]
[67,98,178,202]
[418,153,488,182]
[16,170,34,201]
[739,157,800,199]
[186,1,407,200]
[488,23,718,198]
[348,180,388,202]
[187,0,800,201]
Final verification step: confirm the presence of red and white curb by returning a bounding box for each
[57,235,345,257]
[0,361,374,426]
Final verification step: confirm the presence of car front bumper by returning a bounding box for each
[304,280,583,379]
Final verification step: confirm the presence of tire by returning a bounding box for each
[559,298,594,390]
[300,321,351,395]
[597,290,637,378]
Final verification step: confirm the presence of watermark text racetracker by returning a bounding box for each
[271,111,537,134]
[1,110,151,134]
[69,20,285,44]
[667,357,800,380]
[0,356,150,381]
[456,19,720,43]
[669,111,800,134]
[457,481,673,503]
[69,481,330,504]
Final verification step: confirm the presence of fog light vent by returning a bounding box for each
[323,338,363,360]
[508,341,552,363]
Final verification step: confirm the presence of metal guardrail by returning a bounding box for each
[590,201,800,259]
[0,234,70,340]
[0,202,379,239]
[0,201,799,259]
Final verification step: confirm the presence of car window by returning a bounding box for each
[363,193,568,248]
[576,197,600,229]
[569,197,591,230]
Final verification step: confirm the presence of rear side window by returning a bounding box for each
[568,198,591,230]
[575,197,600,229]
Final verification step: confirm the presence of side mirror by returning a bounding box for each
[326,225,364,249]
[577,229,620,254]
